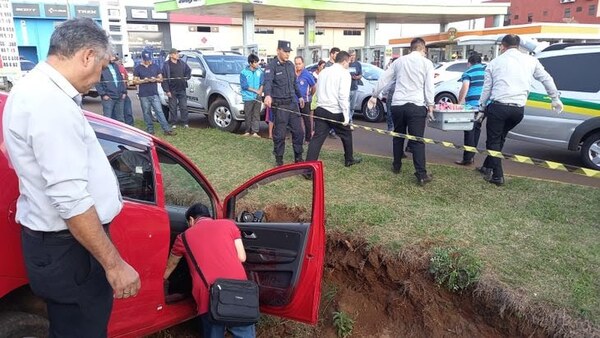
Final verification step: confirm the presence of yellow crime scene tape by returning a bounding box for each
[102,76,600,179]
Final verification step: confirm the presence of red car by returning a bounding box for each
[0,92,325,337]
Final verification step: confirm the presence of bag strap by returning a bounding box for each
[181,232,209,288]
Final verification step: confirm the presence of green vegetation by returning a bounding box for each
[332,311,355,338]
[429,247,482,292]
[156,126,600,325]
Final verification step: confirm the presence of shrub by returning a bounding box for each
[429,247,482,292]
[332,311,354,338]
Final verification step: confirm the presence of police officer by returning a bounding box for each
[264,40,305,166]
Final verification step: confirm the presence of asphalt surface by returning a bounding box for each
[83,92,599,188]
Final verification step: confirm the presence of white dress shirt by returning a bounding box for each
[479,48,559,107]
[316,63,352,123]
[3,62,123,231]
[372,51,435,107]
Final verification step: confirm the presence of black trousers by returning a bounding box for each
[462,119,483,162]
[391,104,428,178]
[483,103,524,178]
[306,107,354,163]
[22,228,113,338]
[272,101,303,159]
[299,102,312,142]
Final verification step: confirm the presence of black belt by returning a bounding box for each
[22,223,111,239]
[272,98,293,105]
[491,101,522,107]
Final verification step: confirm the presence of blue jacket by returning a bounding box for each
[240,66,264,102]
[97,63,126,99]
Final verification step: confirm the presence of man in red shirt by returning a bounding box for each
[163,203,254,338]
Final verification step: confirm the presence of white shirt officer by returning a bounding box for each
[316,63,352,124]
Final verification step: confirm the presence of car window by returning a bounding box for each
[203,55,247,75]
[361,63,383,81]
[157,148,214,214]
[184,56,205,72]
[99,138,155,203]
[538,52,600,93]
[446,63,468,72]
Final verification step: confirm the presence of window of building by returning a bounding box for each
[576,6,582,12]
[109,25,121,32]
[590,5,597,16]
[298,28,324,35]
[255,27,274,34]
[189,26,211,33]
[514,14,519,20]
[343,30,361,36]
[543,10,548,16]
[527,13,533,23]
[564,8,571,18]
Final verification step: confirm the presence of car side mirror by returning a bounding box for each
[191,68,204,78]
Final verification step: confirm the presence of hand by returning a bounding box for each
[264,95,272,108]
[166,92,172,98]
[367,96,377,110]
[102,95,110,101]
[106,259,141,299]
[427,111,435,122]
[475,112,485,123]
[299,98,305,109]
[342,117,350,126]
[551,99,563,114]
[122,94,126,99]
[256,89,263,96]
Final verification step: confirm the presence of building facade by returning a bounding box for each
[485,0,600,26]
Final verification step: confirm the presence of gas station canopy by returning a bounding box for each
[154,0,510,25]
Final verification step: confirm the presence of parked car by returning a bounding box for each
[507,43,600,170]
[433,60,470,85]
[0,59,36,91]
[306,62,387,122]
[0,91,326,336]
[434,76,462,104]
[178,50,251,132]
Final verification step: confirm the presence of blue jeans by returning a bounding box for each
[140,95,171,133]
[199,314,255,338]
[101,97,124,123]
[349,90,357,123]
[123,95,134,126]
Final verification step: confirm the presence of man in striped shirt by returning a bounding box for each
[455,54,486,165]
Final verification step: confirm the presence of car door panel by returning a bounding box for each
[223,162,325,324]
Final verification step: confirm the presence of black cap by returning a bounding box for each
[277,40,292,52]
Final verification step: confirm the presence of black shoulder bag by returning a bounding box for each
[182,232,260,326]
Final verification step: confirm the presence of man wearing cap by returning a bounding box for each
[264,40,305,166]
[162,48,191,128]
[134,51,175,136]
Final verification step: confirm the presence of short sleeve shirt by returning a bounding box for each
[460,63,486,107]
[170,218,247,315]
[296,69,316,102]
[134,63,161,97]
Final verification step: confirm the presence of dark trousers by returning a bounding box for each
[462,120,483,162]
[272,102,303,159]
[483,103,524,178]
[299,102,312,142]
[306,107,354,163]
[21,229,113,338]
[391,104,428,178]
[168,90,189,125]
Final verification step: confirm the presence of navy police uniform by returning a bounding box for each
[264,40,304,165]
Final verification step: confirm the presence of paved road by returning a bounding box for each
[83,92,599,188]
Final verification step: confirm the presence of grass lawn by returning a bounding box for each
[158,126,600,325]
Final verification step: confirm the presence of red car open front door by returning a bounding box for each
[222,161,325,325]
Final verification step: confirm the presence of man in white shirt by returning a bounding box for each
[2,18,140,337]
[370,38,435,186]
[306,51,362,167]
[476,34,563,186]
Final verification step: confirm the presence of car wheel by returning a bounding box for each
[208,98,241,132]
[361,99,385,123]
[580,132,600,170]
[435,92,457,104]
[6,81,13,92]
[0,311,49,338]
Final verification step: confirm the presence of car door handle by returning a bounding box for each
[242,231,257,239]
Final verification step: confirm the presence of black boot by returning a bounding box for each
[275,156,284,166]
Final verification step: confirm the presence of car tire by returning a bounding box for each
[6,81,13,92]
[580,132,600,170]
[0,311,49,338]
[435,92,457,104]
[208,98,240,132]
[361,99,385,123]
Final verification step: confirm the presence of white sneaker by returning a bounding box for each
[252,133,260,138]
[184,124,189,128]
[171,125,177,129]
[243,132,250,136]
